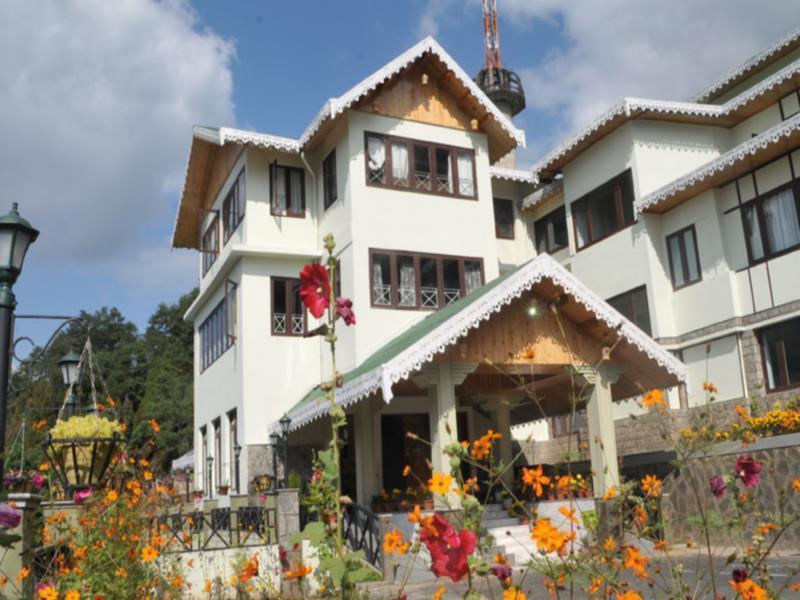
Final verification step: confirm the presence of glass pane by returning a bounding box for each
[762,329,781,389]
[464,261,482,294]
[367,136,386,184]
[551,208,568,249]
[781,319,800,386]
[534,218,548,253]
[272,279,286,314]
[589,188,617,240]
[442,260,460,304]
[668,235,685,288]
[632,288,652,335]
[289,170,304,214]
[420,258,438,308]
[574,205,589,248]
[291,281,303,317]
[743,205,764,261]
[396,256,416,307]
[494,199,514,238]
[435,148,452,193]
[684,229,700,282]
[372,254,391,305]
[274,167,287,212]
[619,173,635,226]
[414,145,431,190]
[0,231,13,269]
[457,151,474,196]
[762,188,800,254]
[391,143,409,187]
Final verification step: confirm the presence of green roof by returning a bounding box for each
[289,260,531,414]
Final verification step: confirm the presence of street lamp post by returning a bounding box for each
[279,414,291,489]
[58,350,80,417]
[183,466,192,502]
[269,432,280,491]
[233,443,242,494]
[0,203,39,489]
[206,455,213,498]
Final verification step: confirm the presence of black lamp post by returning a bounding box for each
[233,442,242,494]
[269,432,280,491]
[0,203,38,488]
[58,350,80,417]
[205,455,213,498]
[183,466,192,502]
[279,414,291,488]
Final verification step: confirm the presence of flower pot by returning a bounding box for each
[218,485,229,496]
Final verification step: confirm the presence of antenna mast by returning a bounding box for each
[482,0,502,83]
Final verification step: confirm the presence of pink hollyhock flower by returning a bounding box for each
[335,297,356,326]
[490,563,512,585]
[299,264,331,318]
[73,488,92,505]
[418,513,477,582]
[735,455,762,488]
[0,503,21,528]
[709,475,726,498]
[32,473,46,490]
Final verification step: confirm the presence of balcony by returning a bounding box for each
[273,313,304,335]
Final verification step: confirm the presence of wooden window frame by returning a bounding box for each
[493,198,515,240]
[571,169,635,251]
[201,212,220,276]
[199,290,236,373]
[213,417,222,488]
[323,149,337,210]
[759,317,800,392]
[607,285,651,336]
[222,168,246,243]
[740,179,800,266]
[534,206,568,254]
[271,277,307,337]
[363,131,477,200]
[665,224,702,290]
[368,249,484,311]
[269,162,306,218]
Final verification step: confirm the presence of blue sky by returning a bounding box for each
[3,0,800,353]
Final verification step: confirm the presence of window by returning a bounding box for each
[369,250,484,310]
[270,163,305,217]
[493,198,515,239]
[572,170,635,249]
[760,317,800,391]
[199,282,237,372]
[323,150,337,209]
[607,286,651,335]
[272,277,305,336]
[364,132,476,199]
[201,214,219,275]
[666,225,701,289]
[213,418,222,489]
[534,206,568,253]
[222,168,246,242]
[741,182,800,264]
[228,409,238,489]
[200,426,208,491]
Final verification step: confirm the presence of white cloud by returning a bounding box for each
[418,0,800,164]
[0,0,235,288]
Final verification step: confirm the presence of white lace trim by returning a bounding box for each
[287,254,687,432]
[298,37,526,149]
[522,179,563,210]
[531,56,800,180]
[635,112,800,213]
[489,166,536,183]
[193,126,301,153]
[692,27,800,102]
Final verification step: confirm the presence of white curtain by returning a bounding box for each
[668,235,685,287]
[372,261,384,286]
[763,339,777,389]
[464,262,482,294]
[743,205,764,260]
[457,151,474,196]
[399,258,415,306]
[275,168,287,213]
[574,212,589,249]
[762,188,800,253]
[391,143,409,184]
[367,137,385,176]
[289,170,303,214]
[446,155,453,193]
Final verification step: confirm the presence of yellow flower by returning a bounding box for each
[144,471,153,481]
[141,545,159,562]
[641,474,662,497]
[104,490,118,505]
[503,588,527,600]
[642,389,666,412]
[115,567,128,578]
[428,472,453,496]
[383,529,410,556]
[65,591,80,600]
[37,585,58,600]
[433,585,446,600]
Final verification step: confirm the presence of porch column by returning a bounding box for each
[355,398,379,505]
[574,364,625,498]
[495,400,514,488]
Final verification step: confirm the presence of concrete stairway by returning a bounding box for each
[482,503,536,567]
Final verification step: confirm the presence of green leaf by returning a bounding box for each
[291,521,326,545]
[318,450,338,481]
[320,555,346,584]
[0,532,21,548]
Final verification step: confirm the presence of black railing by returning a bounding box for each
[341,503,381,569]
[155,504,278,552]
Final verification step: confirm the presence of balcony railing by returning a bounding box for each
[373,284,391,306]
[374,285,462,308]
[273,313,304,335]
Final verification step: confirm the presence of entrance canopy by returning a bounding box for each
[285,254,686,433]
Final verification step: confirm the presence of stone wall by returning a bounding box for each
[661,432,800,550]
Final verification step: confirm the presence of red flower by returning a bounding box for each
[709,475,726,498]
[418,513,476,582]
[73,488,92,505]
[735,455,762,488]
[299,264,331,318]
[336,297,356,326]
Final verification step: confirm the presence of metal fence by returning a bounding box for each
[155,505,278,552]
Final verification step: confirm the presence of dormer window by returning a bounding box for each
[270,163,305,217]
[365,132,476,199]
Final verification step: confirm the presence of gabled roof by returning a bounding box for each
[692,27,800,103]
[284,254,686,432]
[530,53,800,181]
[489,166,537,184]
[193,126,300,153]
[298,36,525,150]
[635,112,800,214]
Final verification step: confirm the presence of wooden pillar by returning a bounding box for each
[355,398,378,505]
[495,400,514,487]
[574,364,625,498]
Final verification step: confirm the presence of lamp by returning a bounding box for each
[58,350,81,387]
[269,432,280,491]
[279,414,291,438]
[206,455,213,497]
[278,415,291,489]
[233,443,242,494]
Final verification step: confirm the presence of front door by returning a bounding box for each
[381,414,431,493]
[339,415,357,501]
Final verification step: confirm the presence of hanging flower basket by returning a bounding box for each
[43,415,123,495]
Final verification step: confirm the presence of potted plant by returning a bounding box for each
[218,484,229,496]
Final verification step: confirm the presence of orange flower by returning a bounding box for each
[521,466,550,497]
[65,591,80,600]
[141,545,159,562]
[203,580,212,593]
[617,592,643,600]
[641,474,662,497]
[120,423,127,432]
[792,479,800,491]
[462,476,479,495]
[428,472,453,496]
[143,471,153,481]
[39,462,49,472]
[433,586,446,600]
[16,566,30,582]
[494,552,508,565]
[729,578,768,600]
[471,430,502,459]
[171,575,184,589]
[284,564,312,580]
[32,419,47,431]
[623,546,650,579]
[115,567,128,578]
[531,518,572,554]
[603,485,617,501]
[654,540,668,552]
[642,389,666,411]
[503,589,527,600]
[103,490,118,505]
[37,585,58,600]
[240,554,259,582]
[559,505,579,525]
[633,505,649,527]
[703,381,719,395]
[603,536,617,552]
[384,529,410,556]
[402,465,411,477]
[148,419,160,433]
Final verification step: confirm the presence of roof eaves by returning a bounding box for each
[286,254,687,432]
[489,166,537,184]
[522,179,563,210]
[634,111,800,213]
